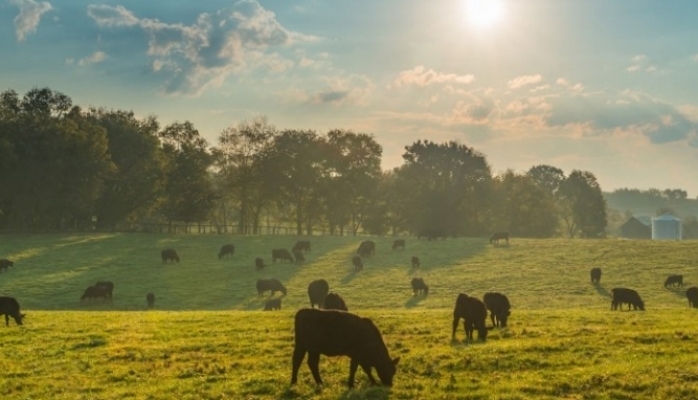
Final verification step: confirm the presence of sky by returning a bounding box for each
[2,0,698,195]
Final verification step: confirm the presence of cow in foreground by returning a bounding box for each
[489,232,509,244]
[392,239,405,250]
[293,240,311,253]
[0,296,24,326]
[665,274,683,288]
[483,292,511,328]
[324,292,348,311]
[0,259,14,272]
[161,248,179,263]
[308,279,330,309]
[255,257,266,270]
[411,256,420,269]
[257,278,287,297]
[452,293,489,342]
[291,308,400,388]
[611,287,645,311]
[218,244,235,260]
[590,267,601,284]
[686,287,698,308]
[81,285,111,302]
[95,281,114,301]
[264,298,282,311]
[272,248,294,263]
[146,292,155,308]
[352,255,363,271]
[410,278,429,296]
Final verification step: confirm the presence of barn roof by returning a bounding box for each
[653,214,681,222]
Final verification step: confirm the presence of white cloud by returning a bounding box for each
[631,54,646,62]
[507,74,542,89]
[627,65,640,72]
[78,51,107,66]
[8,0,53,42]
[392,66,475,88]
[279,74,375,106]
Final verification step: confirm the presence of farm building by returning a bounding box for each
[652,214,682,240]
[620,216,651,239]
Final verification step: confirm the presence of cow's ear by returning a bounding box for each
[392,357,400,366]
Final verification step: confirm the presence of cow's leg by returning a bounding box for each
[348,358,359,387]
[5,314,9,326]
[307,352,323,386]
[361,363,377,385]
[451,317,460,339]
[291,347,305,385]
[490,312,496,327]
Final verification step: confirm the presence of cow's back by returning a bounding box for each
[295,309,380,357]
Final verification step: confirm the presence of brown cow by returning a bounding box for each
[146,292,155,308]
[489,232,509,244]
[272,249,294,263]
[256,278,287,297]
[611,287,645,311]
[308,279,329,309]
[590,267,601,284]
[95,281,114,301]
[324,292,348,311]
[161,248,179,263]
[218,244,235,260]
[293,240,311,253]
[81,285,111,302]
[0,296,24,326]
[255,257,266,270]
[0,259,14,272]
[263,298,282,311]
[293,250,305,264]
[392,239,405,250]
[356,240,375,257]
[410,256,420,268]
[686,287,698,308]
[410,278,429,296]
[352,255,363,271]
[452,293,489,341]
[483,292,511,328]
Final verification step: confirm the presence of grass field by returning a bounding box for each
[1,234,698,399]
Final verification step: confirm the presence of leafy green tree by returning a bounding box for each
[496,170,558,237]
[527,164,565,196]
[558,170,607,238]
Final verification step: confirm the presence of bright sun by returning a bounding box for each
[465,0,504,29]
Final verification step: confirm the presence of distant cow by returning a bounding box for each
[308,279,330,309]
[95,281,114,301]
[256,278,287,297]
[255,257,266,270]
[161,248,179,263]
[411,256,420,269]
[590,267,602,284]
[293,250,305,264]
[291,308,400,388]
[351,255,363,271]
[324,292,348,311]
[293,240,311,253]
[81,285,111,302]
[664,274,683,288]
[410,278,429,296]
[218,244,235,260]
[263,298,282,311]
[0,259,14,272]
[0,296,24,326]
[483,292,511,328]
[686,287,698,308]
[489,232,509,244]
[272,248,294,263]
[611,287,645,311]
[356,240,376,257]
[392,239,405,250]
[146,292,155,308]
[452,293,488,342]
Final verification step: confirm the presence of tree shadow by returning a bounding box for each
[404,295,427,308]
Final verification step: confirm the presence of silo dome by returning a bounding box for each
[651,214,682,240]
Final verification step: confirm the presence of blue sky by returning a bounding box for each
[2,0,698,196]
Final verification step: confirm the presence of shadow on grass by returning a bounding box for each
[338,386,391,400]
[594,283,610,298]
[404,295,427,308]
[341,269,359,285]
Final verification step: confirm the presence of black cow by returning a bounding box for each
[392,239,405,250]
[264,298,282,311]
[611,287,645,311]
[590,267,602,284]
[161,248,179,263]
[410,278,429,296]
[293,250,305,264]
[308,279,330,309]
[665,274,683,288]
[95,281,114,301]
[352,255,363,271]
[483,292,511,328]
[256,278,287,297]
[489,232,509,244]
[255,257,266,270]
[218,244,235,260]
[411,256,420,269]
[324,292,348,311]
[452,293,489,341]
[0,259,14,272]
[356,240,376,257]
[0,296,24,326]
[146,292,155,308]
[293,240,311,253]
[272,249,294,263]
[81,285,111,302]
[686,286,698,308]
[291,308,400,388]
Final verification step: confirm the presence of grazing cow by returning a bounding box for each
[410,278,429,296]
[686,287,698,308]
[146,292,155,308]
[0,259,14,272]
[489,232,509,244]
[291,308,400,388]
[483,292,511,328]
[218,244,235,260]
[293,240,311,253]
[611,288,645,311]
[590,267,602,284]
[80,285,111,302]
[0,296,24,326]
[351,255,364,271]
[256,278,287,297]
[255,257,266,270]
[392,239,405,250]
[452,293,489,342]
[293,250,305,264]
[272,249,294,263]
[324,292,348,311]
[411,256,420,268]
[264,298,282,311]
[356,240,376,257]
[95,281,114,301]
[664,274,683,288]
[308,279,330,309]
[161,248,180,263]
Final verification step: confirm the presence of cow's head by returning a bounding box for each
[14,313,25,325]
[377,356,400,387]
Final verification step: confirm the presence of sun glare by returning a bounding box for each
[465,0,504,29]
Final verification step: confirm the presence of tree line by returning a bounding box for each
[0,87,608,237]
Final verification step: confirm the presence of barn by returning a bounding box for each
[652,214,682,240]
[620,217,651,239]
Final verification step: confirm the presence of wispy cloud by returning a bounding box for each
[392,66,475,88]
[279,74,375,106]
[8,0,53,42]
[507,74,542,90]
[78,51,107,66]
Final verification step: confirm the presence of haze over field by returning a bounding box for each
[2,0,698,194]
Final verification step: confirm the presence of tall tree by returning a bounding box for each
[527,164,565,196]
[496,170,559,237]
[558,170,607,238]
